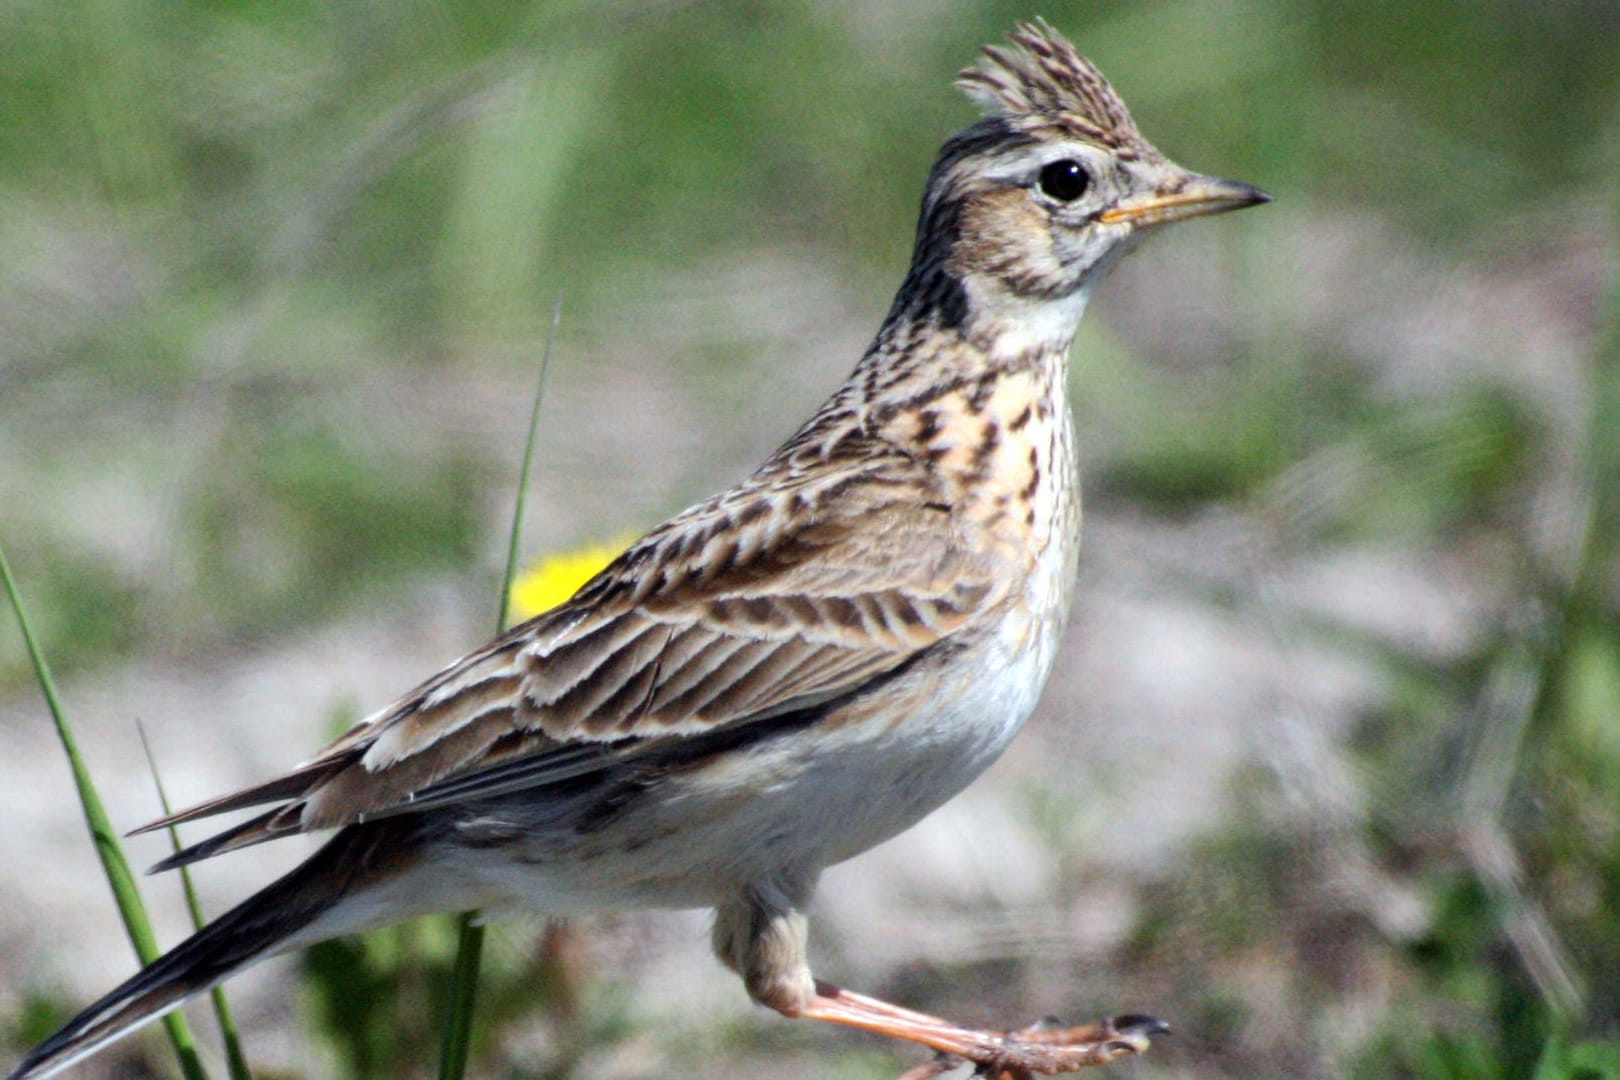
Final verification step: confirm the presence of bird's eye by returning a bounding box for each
[1037,159,1090,203]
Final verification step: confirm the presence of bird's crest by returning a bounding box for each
[956,20,1154,157]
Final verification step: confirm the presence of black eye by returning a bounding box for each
[1037,159,1090,202]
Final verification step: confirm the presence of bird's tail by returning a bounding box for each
[8,823,409,1080]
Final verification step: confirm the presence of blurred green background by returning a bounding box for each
[2,1,1617,1077]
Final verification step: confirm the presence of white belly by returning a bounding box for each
[448,418,1082,916]
[444,532,1077,917]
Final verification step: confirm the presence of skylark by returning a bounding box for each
[12,21,1267,1079]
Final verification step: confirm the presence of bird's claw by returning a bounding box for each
[890,1015,1167,1079]
[968,1013,1170,1078]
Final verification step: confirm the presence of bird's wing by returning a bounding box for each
[137,439,1010,866]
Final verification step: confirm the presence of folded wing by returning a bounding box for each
[137,440,1006,870]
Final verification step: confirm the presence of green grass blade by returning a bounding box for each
[497,294,564,631]
[437,918,487,1080]
[0,539,211,1080]
[437,294,563,1080]
[137,724,254,1080]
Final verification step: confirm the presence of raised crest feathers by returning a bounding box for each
[956,19,1152,155]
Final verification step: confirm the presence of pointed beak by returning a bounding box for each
[1098,175,1271,228]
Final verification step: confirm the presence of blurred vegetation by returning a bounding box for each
[2,0,1617,1078]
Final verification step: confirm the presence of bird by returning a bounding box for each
[11,21,1267,1080]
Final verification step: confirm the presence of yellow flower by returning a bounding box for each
[508,536,632,623]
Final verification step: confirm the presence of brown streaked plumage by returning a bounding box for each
[11,20,1267,1079]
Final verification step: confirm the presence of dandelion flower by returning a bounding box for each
[508,537,631,622]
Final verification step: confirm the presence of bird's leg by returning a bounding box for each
[714,890,1164,1076]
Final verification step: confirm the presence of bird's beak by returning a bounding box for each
[1098,175,1271,228]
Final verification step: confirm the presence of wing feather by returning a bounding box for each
[364,672,524,770]
[139,439,1011,863]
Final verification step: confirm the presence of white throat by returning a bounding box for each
[972,281,1094,363]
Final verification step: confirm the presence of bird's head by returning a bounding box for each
[897,21,1268,352]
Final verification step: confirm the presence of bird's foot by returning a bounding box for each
[800,980,1166,1076]
[970,1014,1168,1078]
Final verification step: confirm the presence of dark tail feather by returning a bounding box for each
[7,826,388,1080]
